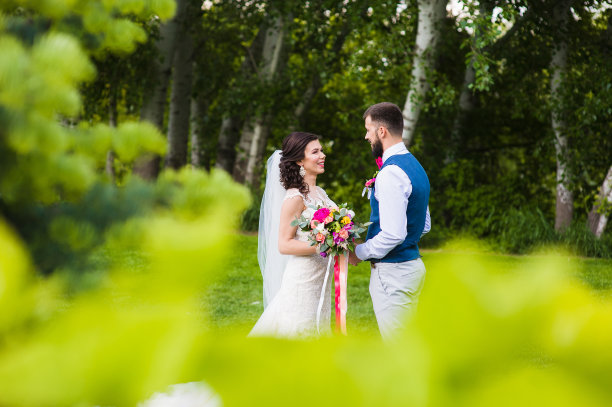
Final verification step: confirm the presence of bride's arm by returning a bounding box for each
[278,196,318,256]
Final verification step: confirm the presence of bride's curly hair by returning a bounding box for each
[279,132,320,196]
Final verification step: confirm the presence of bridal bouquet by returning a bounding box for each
[292,203,370,335]
[291,203,371,258]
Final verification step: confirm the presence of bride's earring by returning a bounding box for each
[299,165,306,177]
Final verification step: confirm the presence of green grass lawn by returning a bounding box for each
[204,234,612,336]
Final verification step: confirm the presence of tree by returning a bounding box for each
[588,165,612,238]
[562,5,612,237]
[291,0,371,127]
[401,0,448,147]
[549,0,574,231]
[135,0,188,180]
[213,6,267,174]
[166,0,202,170]
[0,0,174,274]
[447,1,533,162]
[232,12,287,185]
[189,79,208,168]
[0,1,172,205]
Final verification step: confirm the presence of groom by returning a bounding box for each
[349,102,431,340]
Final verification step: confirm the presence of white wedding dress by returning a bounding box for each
[250,187,337,338]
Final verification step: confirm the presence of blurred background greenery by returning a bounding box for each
[2,0,610,270]
[1,0,612,406]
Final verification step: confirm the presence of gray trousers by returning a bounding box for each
[369,258,426,340]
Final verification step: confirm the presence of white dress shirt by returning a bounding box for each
[355,142,431,261]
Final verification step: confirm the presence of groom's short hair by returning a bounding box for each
[363,102,403,137]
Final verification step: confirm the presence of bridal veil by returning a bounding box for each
[257,150,289,308]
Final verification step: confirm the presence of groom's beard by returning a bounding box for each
[371,137,383,159]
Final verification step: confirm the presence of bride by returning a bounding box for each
[250,132,338,338]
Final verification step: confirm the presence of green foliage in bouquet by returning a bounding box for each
[291,203,371,257]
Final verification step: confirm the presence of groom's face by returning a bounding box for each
[364,116,384,159]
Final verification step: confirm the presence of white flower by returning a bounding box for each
[316,223,325,233]
[347,210,355,218]
[138,382,222,407]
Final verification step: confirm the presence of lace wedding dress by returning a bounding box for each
[249,186,336,338]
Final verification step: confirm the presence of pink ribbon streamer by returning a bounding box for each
[316,251,348,335]
[334,253,348,335]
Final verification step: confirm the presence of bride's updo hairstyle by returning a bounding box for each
[279,131,320,195]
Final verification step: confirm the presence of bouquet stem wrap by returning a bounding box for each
[316,251,348,335]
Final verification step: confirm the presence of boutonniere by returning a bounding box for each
[362,157,383,199]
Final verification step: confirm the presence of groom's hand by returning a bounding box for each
[348,250,361,266]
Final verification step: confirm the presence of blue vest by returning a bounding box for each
[366,153,430,263]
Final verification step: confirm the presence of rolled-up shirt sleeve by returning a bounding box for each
[422,206,431,236]
[355,165,410,260]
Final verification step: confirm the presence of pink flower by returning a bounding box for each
[364,159,382,189]
[324,215,334,224]
[312,207,330,222]
[333,232,344,244]
[316,233,325,243]
[376,157,383,169]
[338,229,349,240]
[310,219,319,229]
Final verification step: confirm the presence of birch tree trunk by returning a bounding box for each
[234,115,270,185]
[134,0,185,180]
[106,75,118,183]
[166,22,194,170]
[105,151,116,182]
[215,116,243,172]
[293,79,319,126]
[401,0,447,147]
[190,88,208,169]
[233,16,285,185]
[139,17,179,129]
[550,0,573,231]
[588,165,612,238]
[447,53,476,162]
[214,26,266,173]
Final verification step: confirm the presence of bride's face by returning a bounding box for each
[298,139,326,176]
